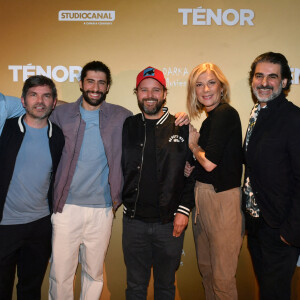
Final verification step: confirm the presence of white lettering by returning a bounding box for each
[193,7,206,25]
[52,66,69,82]
[178,8,192,25]
[69,66,82,82]
[23,64,35,81]
[178,7,254,26]
[8,65,82,82]
[240,9,254,26]
[207,9,222,25]
[291,68,300,85]
[36,65,51,78]
[58,10,115,22]
[8,65,22,82]
[222,9,239,26]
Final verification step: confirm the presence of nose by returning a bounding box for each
[91,82,99,92]
[204,84,210,92]
[261,76,268,86]
[36,95,43,103]
[146,90,153,98]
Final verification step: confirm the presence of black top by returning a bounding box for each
[193,103,242,192]
[135,119,160,222]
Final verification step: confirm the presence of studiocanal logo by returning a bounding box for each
[58,10,115,25]
[178,7,254,26]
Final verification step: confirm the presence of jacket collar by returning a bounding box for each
[141,107,169,125]
[18,114,53,138]
[258,92,286,111]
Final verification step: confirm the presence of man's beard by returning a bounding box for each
[81,88,107,107]
[138,97,166,116]
[25,104,53,120]
[253,83,282,103]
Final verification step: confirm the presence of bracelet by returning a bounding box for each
[191,145,200,153]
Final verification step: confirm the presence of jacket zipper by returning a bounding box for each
[131,121,146,218]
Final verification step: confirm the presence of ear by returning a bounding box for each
[21,97,26,108]
[52,98,57,109]
[79,80,83,90]
[106,84,110,94]
[163,89,167,99]
[282,78,288,88]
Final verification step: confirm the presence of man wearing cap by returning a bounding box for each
[122,67,195,300]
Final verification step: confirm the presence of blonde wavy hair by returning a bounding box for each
[187,63,230,119]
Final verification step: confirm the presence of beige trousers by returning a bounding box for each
[193,182,244,300]
[49,204,113,300]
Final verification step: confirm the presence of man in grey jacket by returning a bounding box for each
[48,61,132,300]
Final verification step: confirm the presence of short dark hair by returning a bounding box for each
[22,75,57,99]
[80,61,112,86]
[249,52,292,91]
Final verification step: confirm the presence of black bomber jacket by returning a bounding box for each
[121,108,195,223]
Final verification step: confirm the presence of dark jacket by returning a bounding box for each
[0,115,65,221]
[243,93,300,247]
[122,108,195,223]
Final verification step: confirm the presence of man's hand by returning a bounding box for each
[174,112,190,126]
[173,213,189,237]
[184,161,195,177]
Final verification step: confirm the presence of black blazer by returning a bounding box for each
[243,93,300,247]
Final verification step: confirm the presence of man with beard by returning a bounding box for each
[48,60,132,300]
[243,52,300,300]
[121,67,195,300]
[0,75,64,300]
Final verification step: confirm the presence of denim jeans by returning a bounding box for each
[122,216,184,300]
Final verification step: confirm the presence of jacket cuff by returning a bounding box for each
[176,205,190,217]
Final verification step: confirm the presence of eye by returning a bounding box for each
[255,74,263,79]
[269,74,278,79]
[196,83,203,87]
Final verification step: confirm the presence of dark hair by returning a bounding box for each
[249,52,292,91]
[80,61,112,86]
[22,75,57,99]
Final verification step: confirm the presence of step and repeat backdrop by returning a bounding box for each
[1,0,300,299]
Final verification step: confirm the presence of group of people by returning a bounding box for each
[0,51,299,300]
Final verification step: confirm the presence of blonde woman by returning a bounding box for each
[187,63,243,300]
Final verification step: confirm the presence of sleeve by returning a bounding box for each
[2,94,25,118]
[0,93,25,135]
[203,106,241,165]
[177,125,195,215]
[280,108,300,247]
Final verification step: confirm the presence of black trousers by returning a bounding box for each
[0,215,52,300]
[247,218,300,300]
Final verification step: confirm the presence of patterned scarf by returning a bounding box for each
[243,103,260,218]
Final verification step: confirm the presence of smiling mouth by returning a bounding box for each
[88,92,102,99]
[202,95,213,100]
[34,106,46,111]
